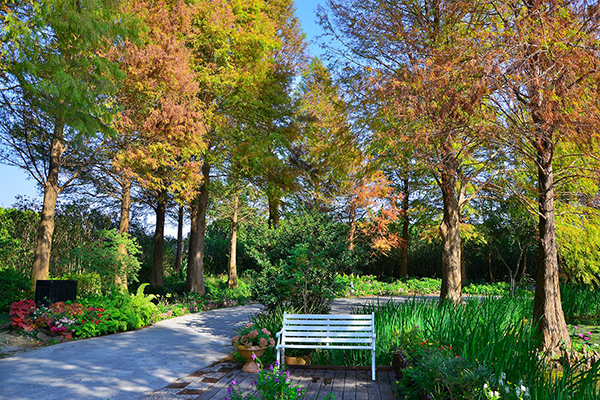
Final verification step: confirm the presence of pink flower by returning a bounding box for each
[231,336,240,345]
[262,328,271,335]
[250,329,259,339]
[259,337,268,347]
[269,338,275,347]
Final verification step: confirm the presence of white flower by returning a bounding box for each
[484,383,489,390]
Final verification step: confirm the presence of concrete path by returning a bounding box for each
[0,304,262,400]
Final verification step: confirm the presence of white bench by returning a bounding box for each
[275,312,377,381]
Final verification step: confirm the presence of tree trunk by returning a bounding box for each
[533,138,570,352]
[174,204,184,280]
[348,203,356,251]
[186,162,209,294]
[150,192,167,288]
[31,121,65,289]
[488,243,494,283]
[460,237,466,287]
[115,176,131,292]
[228,192,239,289]
[400,175,409,279]
[268,195,280,230]
[439,143,462,304]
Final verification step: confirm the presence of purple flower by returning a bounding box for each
[585,336,590,341]
[587,332,592,336]
[574,326,578,330]
[275,360,280,367]
[251,353,257,360]
[232,380,237,385]
[270,364,274,371]
[275,378,279,383]
[579,333,584,338]
[227,387,232,394]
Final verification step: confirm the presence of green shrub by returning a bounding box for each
[561,284,600,318]
[60,272,102,298]
[251,244,341,313]
[0,268,30,312]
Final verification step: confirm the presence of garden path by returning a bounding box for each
[0,304,263,400]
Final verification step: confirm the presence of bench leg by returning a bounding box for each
[371,349,376,381]
[276,347,281,368]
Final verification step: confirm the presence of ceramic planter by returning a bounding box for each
[234,344,267,373]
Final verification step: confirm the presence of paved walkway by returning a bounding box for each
[0,304,263,400]
[0,296,432,400]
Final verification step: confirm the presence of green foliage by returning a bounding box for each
[251,244,341,313]
[74,283,159,337]
[561,284,600,318]
[71,229,141,293]
[334,274,441,297]
[0,268,30,312]
[463,282,511,296]
[556,204,600,286]
[0,207,38,276]
[226,364,307,400]
[60,272,102,298]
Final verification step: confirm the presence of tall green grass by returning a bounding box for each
[561,284,600,318]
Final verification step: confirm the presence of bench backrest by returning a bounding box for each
[281,312,375,347]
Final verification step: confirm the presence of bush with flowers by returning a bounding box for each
[232,323,276,349]
[225,357,335,400]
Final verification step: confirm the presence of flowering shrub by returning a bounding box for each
[483,374,530,400]
[226,357,335,400]
[232,323,275,348]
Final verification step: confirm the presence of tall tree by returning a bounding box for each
[114,0,206,289]
[0,0,135,288]
[489,0,600,351]
[320,0,498,302]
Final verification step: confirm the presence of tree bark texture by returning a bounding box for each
[268,193,280,230]
[439,143,462,303]
[400,175,409,279]
[115,176,131,292]
[533,135,570,352]
[150,192,167,288]
[174,204,184,280]
[31,121,65,289]
[186,161,209,294]
[228,193,239,289]
[348,203,356,251]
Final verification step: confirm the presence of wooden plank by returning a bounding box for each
[328,369,346,399]
[342,369,357,400]
[355,370,370,400]
[304,369,326,400]
[199,369,256,400]
[288,367,306,388]
[316,368,337,399]
[378,371,396,400]
[195,368,243,400]
[366,370,383,400]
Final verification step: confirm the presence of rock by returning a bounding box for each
[0,345,21,355]
[36,331,52,343]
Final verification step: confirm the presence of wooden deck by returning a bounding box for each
[140,362,398,400]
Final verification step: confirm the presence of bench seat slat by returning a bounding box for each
[284,337,372,344]
[283,331,372,338]
[280,344,373,350]
[284,314,372,319]
[284,320,372,326]
[283,326,372,332]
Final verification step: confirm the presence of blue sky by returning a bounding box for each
[0,0,326,209]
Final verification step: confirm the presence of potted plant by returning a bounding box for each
[232,324,276,372]
[284,348,312,366]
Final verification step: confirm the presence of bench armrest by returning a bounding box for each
[276,329,285,347]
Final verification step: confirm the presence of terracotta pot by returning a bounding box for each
[60,331,73,340]
[284,354,311,366]
[234,344,267,373]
